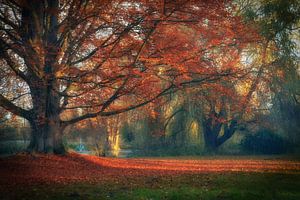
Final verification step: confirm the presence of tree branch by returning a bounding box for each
[0,93,31,120]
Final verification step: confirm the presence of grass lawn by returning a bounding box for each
[3,173,300,200]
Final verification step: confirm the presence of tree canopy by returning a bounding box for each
[1,0,298,154]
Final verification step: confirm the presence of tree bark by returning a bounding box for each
[203,131,218,152]
[26,76,66,154]
[27,119,65,154]
[202,118,237,153]
[202,118,219,152]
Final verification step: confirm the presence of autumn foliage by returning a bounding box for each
[1,153,300,190]
[0,0,263,153]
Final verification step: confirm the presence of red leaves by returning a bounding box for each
[0,153,299,188]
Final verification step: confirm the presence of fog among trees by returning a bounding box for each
[0,0,299,156]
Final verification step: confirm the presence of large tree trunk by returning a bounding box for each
[202,118,221,152]
[203,134,217,152]
[27,77,66,154]
[27,119,65,154]
[20,0,65,154]
[203,126,218,152]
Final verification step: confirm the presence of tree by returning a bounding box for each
[239,0,300,144]
[0,0,257,154]
[185,0,299,152]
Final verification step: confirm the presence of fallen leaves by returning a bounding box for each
[0,153,299,189]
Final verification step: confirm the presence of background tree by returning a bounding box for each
[238,0,300,146]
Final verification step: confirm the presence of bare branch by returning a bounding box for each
[0,93,31,120]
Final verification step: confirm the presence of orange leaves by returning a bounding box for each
[1,153,300,188]
[1,0,262,128]
[57,0,261,119]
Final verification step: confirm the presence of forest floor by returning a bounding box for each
[1,153,300,200]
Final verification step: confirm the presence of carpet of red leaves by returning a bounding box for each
[1,153,299,188]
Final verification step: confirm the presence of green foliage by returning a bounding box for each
[0,126,17,140]
[259,0,300,41]
[135,145,205,157]
[122,109,206,156]
[0,140,29,155]
[120,123,135,143]
[0,125,30,155]
[66,143,78,151]
[5,173,300,200]
[239,0,300,148]
[241,129,290,154]
[242,7,258,22]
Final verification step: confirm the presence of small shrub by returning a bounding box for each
[241,129,290,154]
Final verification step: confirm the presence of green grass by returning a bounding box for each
[2,173,300,200]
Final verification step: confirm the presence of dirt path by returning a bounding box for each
[1,153,300,188]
